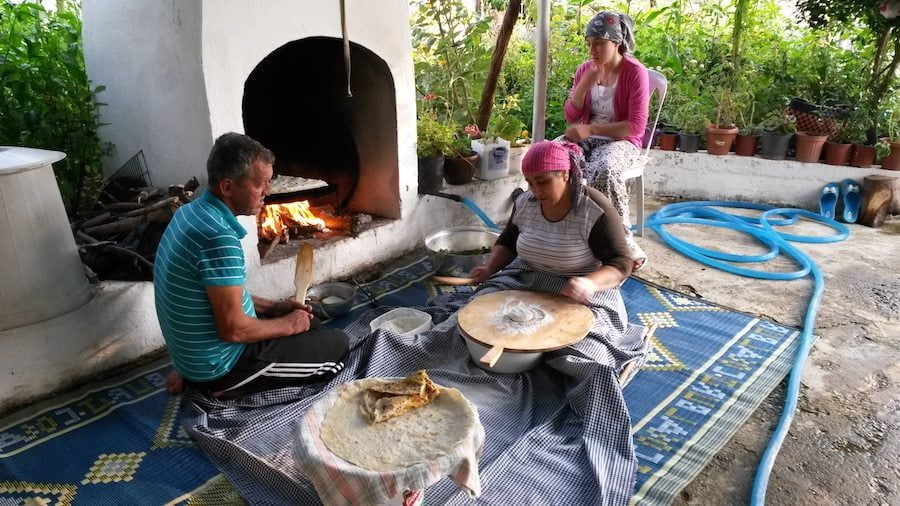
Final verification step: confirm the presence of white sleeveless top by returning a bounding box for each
[588,83,616,140]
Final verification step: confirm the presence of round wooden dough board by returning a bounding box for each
[458,290,594,352]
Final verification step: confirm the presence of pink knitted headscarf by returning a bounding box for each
[522,141,584,175]
[521,140,587,207]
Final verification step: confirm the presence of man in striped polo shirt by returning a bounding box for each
[154,133,349,396]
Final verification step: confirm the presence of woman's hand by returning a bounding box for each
[564,124,594,142]
[562,276,597,305]
[469,265,493,284]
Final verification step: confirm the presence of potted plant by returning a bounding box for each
[416,112,455,192]
[444,129,479,185]
[657,124,679,151]
[509,129,532,174]
[672,102,708,154]
[845,107,878,168]
[823,122,853,166]
[735,98,759,156]
[473,97,523,179]
[758,111,797,160]
[795,130,829,163]
[878,112,900,170]
[705,87,740,155]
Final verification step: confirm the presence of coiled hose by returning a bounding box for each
[643,201,849,505]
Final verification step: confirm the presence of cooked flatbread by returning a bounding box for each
[366,369,436,396]
[359,370,441,423]
[320,379,476,471]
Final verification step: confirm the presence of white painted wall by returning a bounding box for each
[82,1,212,188]
[645,151,898,211]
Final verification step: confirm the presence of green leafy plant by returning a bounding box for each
[416,113,455,158]
[0,0,112,216]
[759,111,797,135]
[712,86,740,127]
[671,101,710,136]
[447,129,475,158]
[484,95,526,142]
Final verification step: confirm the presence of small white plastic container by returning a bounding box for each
[369,308,433,337]
[470,138,510,179]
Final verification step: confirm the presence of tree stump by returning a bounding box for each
[858,175,899,228]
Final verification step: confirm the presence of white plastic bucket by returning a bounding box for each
[507,144,529,174]
[470,138,510,179]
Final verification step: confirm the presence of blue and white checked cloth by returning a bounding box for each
[182,259,647,505]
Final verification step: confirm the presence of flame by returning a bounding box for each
[258,201,327,240]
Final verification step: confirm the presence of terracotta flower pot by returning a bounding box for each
[705,124,739,155]
[880,141,900,171]
[850,144,876,168]
[823,142,851,166]
[794,131,829,163]
[443,153,478,184]
[659,133,678,151]
[734,134,758,156]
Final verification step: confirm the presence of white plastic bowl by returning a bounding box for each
[370,308,433,337]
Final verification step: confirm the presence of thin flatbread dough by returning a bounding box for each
[320,379,477,471]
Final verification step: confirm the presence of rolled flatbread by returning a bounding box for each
[360,370,440,423]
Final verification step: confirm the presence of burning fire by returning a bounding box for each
[258,201,327,241]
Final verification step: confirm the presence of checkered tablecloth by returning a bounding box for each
[293,380,485,506]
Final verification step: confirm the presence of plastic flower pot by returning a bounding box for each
[794,131,829,163]
[759,132,793,160]
[705,124,738,155]
[823,142,851,166]
[417,155,444,193]
[508,144,530,174]
[678,133,701,153]
[443,153,478,184]
[850,144,876,168]
[734,134,758,156]
[659,133,678,151]
[880,141,900,170]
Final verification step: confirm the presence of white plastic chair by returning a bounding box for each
[623,69,667,237]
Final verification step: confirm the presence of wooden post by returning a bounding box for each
[475,0,522,132]
[532,0,550,142]
[858,174,899,228]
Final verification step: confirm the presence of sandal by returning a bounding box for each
[840,178,861,223]
[819,182,839,219]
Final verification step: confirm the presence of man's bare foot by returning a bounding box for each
[165,370,185,395]
[633,257,647,272]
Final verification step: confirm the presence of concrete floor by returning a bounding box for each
[635,197,900,505]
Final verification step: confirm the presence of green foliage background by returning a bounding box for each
[411,0,891,140]
[0,0,109,216]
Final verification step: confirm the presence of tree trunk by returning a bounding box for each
[476,0,522,132]
[858,175,899,228]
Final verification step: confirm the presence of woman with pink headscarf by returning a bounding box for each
[563,10,649,270]
[471,140,633,303]
[468,140,647,502]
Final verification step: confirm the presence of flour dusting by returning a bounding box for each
[488,299,553,335]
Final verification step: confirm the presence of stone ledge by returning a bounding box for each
[645,150,898,210]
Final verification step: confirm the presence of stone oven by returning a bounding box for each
[83,0,521,296]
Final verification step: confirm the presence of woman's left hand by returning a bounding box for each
[562,276,597,305]
[564,124,593,142]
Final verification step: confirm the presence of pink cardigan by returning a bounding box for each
[564,55,650,149]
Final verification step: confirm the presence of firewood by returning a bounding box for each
[133,187,162,203]
[79,243,155,271]
[121,196,180,217]
[83,208,174,237]
[104,202,146,212]
[859,175,898,228]
[75,231,100,245]
[81,211,114,228]
[184,176,200,192]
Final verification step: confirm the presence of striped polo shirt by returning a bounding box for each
[153,190,255,381]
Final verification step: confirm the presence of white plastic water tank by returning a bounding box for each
[0,147,94,330]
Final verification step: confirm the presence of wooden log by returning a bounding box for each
[83,208,174,237]
[81,211,114,228]
[184,176,200,192]
[121,196,179,217]
[475,0,522,132]
[104,202,146,212]
[858,174,898,228]
[133,187,162,203]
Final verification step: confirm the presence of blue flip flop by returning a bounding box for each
[819,182,839,219]
[840,178,861,223]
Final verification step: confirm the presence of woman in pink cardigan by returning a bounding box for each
[563,11,649,270]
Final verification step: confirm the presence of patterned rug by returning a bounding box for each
[0,256,799,505]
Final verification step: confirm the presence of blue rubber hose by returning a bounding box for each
[643,201,849,505]
[460,196,500,230]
